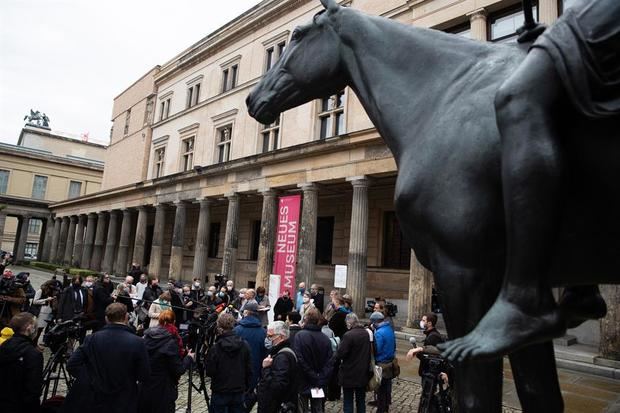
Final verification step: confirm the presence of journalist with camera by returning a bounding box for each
[0,270,27,328]
[0,312,43,413]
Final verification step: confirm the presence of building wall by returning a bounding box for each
[19,127,106,162]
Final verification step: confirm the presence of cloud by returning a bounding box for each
[0,0,262,144]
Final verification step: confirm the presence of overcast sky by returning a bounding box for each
[0,0,263,145]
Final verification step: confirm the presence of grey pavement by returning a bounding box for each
[16,265,620,412]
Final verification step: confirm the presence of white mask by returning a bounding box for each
[419,320,426,330]
[303,297,310,304]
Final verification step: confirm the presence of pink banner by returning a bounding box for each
[273,195,301,297]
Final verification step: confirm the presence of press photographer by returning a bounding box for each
[0,270,27,328]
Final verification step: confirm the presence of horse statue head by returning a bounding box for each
[247,0,348,125]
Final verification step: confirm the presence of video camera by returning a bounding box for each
[43,319,84,353]
[213,273,228,290]
[0,276,27,296]
[365,299,398,317]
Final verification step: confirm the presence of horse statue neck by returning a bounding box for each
[336,8,496,160]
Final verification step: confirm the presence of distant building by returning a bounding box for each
[0,126,104,262]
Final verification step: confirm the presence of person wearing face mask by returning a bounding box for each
[190,278,204,302]
[299,291,315,320]
[181,285,196,323]
[295,282,306,312]
[255,287,271,327]
[149,291,172,328]
[136,274,148,300]
[407,313,444,359]
[0,312,43,412]
[58,275,87,322]
[273,290,294,321]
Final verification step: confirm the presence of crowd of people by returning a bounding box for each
[0,265,449,413]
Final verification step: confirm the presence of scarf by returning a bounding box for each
[163,323,185,357]
[159,299,170,311]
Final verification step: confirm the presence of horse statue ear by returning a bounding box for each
[320,0,339,12]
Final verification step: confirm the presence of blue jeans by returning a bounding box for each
[211,392,244,413]
[343,387,366,413]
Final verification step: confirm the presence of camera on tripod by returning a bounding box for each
[0,276,26,296]
[365,299,398,317]
[213,273,228,290]
[43,318,84,353]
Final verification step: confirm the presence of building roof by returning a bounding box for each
[0,141,104,171]
[17,125,108,149]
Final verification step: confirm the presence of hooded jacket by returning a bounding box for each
[233,315,267,389]
[257,339,298,413]
[293,323,334,394]
[138,327,191,413]
[0,334,43,413]
[205,331,252,394]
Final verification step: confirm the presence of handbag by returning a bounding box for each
[366,328,382,392]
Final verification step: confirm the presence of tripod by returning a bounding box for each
[186,324,213,413]
[42,340,74,401]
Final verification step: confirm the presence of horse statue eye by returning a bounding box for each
[292,30,303,41]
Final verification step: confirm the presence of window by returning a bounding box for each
[250,220,261,261]
[261,117,280,153]
[319,91,345,139]
[186,83,201,108]
[144,96,156,125]
[32,175,48,200]
[68,181,82,198]
[489,4,538,43]
[28,219,41,234]
[217,125,232,163]
[154,146,166,178]
[24,243,38,258]
[0,170,9,194]
[181,137,195,171]
[124,109,131,135]
[315,217,334,265]
[382,211,410,269]
[222,64,239,92]
[447,23,472,38]
[265,41,286,72]
[159,98,171,121]
[208,222,221,258]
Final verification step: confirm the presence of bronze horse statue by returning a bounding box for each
[247,0,620,411]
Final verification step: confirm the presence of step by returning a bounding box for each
[555,358,620,379]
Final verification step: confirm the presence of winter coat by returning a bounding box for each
[293,323,334,395]
[288,325,302,346]
[0,334,43,413]
[205,331,252,394]
[257,339,298,413]
[93,282,114,326]
[328,307,350,339]
[63,323,150,413]
[233,315,267,389]
[142,285,163,308]
[256,295,271,327]
[138,327,192,413]
[336,326,372,388]
[148,299,171,328]
[374,322,396,363]
[58,285,88,321]
[273,297,293,321]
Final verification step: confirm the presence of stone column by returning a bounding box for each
[192,199,212,280]
[0,211,6,247]
[221,194,240,281]
[91,212,108,271]
[600,285,620,360]
[49,218,61,264]
[102,211,120,273]
[149,204,167,279]
[256,190,278,289]
[63,216,78,266]
[81,213,97,269]
[467,8,488,41]
[40,216,55,263]
[538,0,559,25]
[346,177,370,318]
[169,201,187,280]
[132,206,149,268]
[297,183,319,287]
[116,209,133,275]
[406,250,434,328]
[73,215,86,267]
[56,217,70,264]
[15,215,31,263]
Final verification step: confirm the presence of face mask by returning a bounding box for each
[257,294,264,299]
[264,337,273,350]
[184,292,190,296]
[303,297,310,304]
[419,320,426,330]
[299,288,305,294]
[83,282,93,288]
[218,292,225,298]
[193,282,200,288]
[207,291,214,297]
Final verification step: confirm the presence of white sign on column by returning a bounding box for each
[268,274,281,323]
[334,265,347,289]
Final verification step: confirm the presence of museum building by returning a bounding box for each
[48,0,578,326]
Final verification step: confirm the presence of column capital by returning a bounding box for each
[197,198,213,207]
[347,176,370,188]
[173,200,188,208]
[467,7,487,20]
[259,188,278,197]
[88,212,98,218]
[225,192,239,201]
[109,210,120,217]
[97,211,107,218]
[154,203,169,210]
[121,208,133,215]
[136,205,149,212]
[298,182,320,192]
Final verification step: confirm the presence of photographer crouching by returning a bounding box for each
[406,313,453,413]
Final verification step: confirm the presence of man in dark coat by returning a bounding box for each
[57,276,87,322]
[257,321,298,413]
[205,313,252,413]
[142,277,163,308]
[336,313,371,413]
[273,290,294,321]
[93,274,114,330]
[294,308,334,413]
[0,312,43,413]
[233,302,267,391]
[63,303,150,413]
